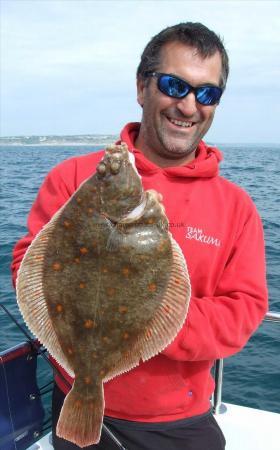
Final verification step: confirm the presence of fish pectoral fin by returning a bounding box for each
[106,225,125,252]
[56,379,104,447]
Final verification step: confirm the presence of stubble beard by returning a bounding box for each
[157,124,198,160]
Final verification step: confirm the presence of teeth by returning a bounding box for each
[170,119,192,128]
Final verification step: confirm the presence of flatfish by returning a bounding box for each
[16,143,191,447]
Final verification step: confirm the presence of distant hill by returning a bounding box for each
[0,134,118,146]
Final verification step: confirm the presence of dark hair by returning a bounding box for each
[137,22,229,88]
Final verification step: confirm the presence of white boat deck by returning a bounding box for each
[216,403,280,450]
[27,402,280,450]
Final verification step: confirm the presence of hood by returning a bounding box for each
[117,122,223,179]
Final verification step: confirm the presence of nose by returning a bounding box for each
[176,92,198,117]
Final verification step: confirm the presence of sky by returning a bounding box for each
[1,0,280,143]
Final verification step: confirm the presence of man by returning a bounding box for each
[12,22,268,450]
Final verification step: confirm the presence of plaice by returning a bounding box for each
[16,142,191,447]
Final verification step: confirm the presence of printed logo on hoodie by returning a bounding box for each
[186,226,221,247]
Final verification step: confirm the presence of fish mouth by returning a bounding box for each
[118,195,147,224]
[100,195,147,226]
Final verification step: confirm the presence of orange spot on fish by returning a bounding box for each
[102,336,110,344]
[74,257,80,264]
[107,287,116,296]
[84,319,95,329]
[79,282,86,289]
[52,262,62,271]
[175,278,181,285]
[34,255,44,261]
[74,399,82,408]
[148,283,157,292]
[146,329,153,338]
[63,220,71,228]
[79,247,89,255]
[148,218,155,224]
[122,267,130,277]
[157,241,167,252]
[119,306,128,314]
[76,197,82,204]
[56,304,63,313]
[87,208,94,215]
[163,305,171,314]
[84,376,92,385]
[123,332,129,340]
[102,267,108,273]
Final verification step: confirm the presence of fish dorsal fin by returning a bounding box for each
[104,236,191,382]
[16,210,75,378]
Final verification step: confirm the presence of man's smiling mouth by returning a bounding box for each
[167,117,194,128]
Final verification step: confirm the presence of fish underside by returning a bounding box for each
[16,143,191,447]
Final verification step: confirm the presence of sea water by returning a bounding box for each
[0,142,279,416]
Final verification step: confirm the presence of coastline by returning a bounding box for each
[0,143,112,147]
[0,141,278,148]
[0,135,118,147]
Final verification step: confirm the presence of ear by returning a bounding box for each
[136,77,146,107]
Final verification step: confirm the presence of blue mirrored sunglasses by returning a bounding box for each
[144,72,223,106]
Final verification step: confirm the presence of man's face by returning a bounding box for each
[136,41,223,166]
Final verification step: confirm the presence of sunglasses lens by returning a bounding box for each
[158,75,190,98]
[196,86,222,105]
[154,72,223,105]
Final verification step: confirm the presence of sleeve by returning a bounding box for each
[162,205,268,362]
[11,162,76,287]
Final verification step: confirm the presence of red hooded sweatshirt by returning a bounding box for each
[11,122,268,422]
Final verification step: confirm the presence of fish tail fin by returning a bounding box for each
[56,380,104,447]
